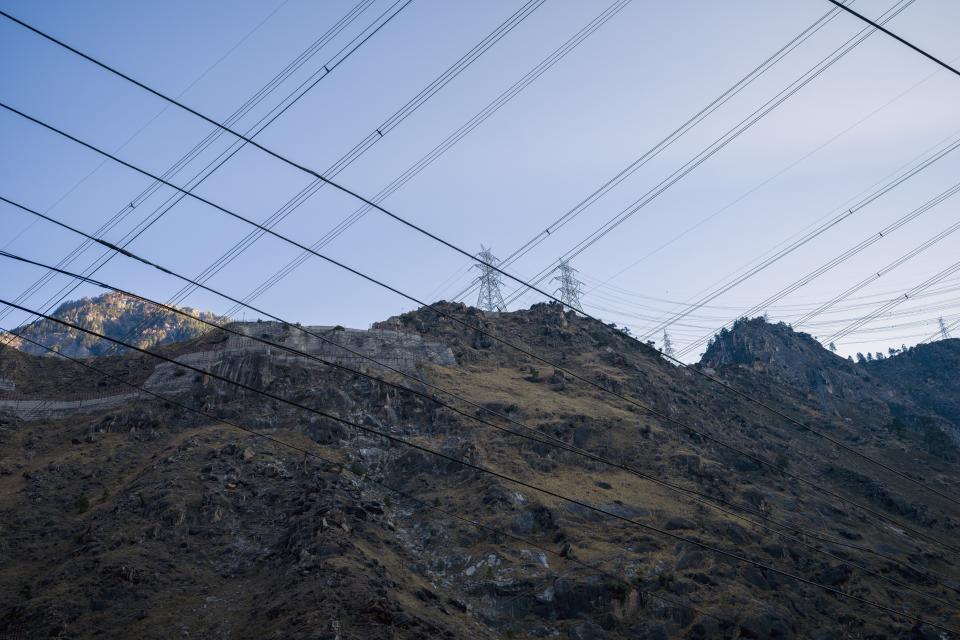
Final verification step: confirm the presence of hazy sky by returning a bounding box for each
[2,0,959,361]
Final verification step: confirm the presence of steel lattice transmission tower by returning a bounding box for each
[474,246,507,312]
[553,259,583,312]
[939,316,952,341]
[662,330,675,358]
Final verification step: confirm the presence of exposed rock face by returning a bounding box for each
[3,292,225,358]
[0,320,455,421]
[0,304,958,638]
[702,317,960,453]
[700,317,875,405]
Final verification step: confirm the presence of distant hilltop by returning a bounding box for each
[2,292,226,358]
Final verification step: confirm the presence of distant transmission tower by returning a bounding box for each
[662,330,674,357]
[474,246,507,312]
[939,316,952,341]
[552,259,583,312]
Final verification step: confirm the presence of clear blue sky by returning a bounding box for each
[1,0,959,360]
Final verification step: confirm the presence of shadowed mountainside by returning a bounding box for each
[0,304,957,638]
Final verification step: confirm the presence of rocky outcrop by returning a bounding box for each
[700,317,869,401]
[700,319,960,466]
[3,292,225,357]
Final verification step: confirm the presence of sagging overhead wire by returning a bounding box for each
[675,177,960,357]
[4,0,960,566]
[498,0,918,310]
[0,0,408,338]
[4,100,959,560]
[100,0,545,353]
[219,0,632,318]
[442,1,849,305]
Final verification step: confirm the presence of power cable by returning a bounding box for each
[592,124,960,340]
[0,0,391,335]
[649,0,960,353]
[13,5,960,517]
[675,177,960,357]
[0,0,335,331]
[583,297,960,336]
[220,0,631,317]
[845,326,952,347]
[634,131,960,345]
[581,271,960,314]
[584,55,960,301]
[4,103,959,555]
[497,0,917,309]
[145,0,544,321]
[829,258,960,345]
[794,219,960,330]
[442,2,850,304]
[586,288,960,329]
[104,0,544,352]
[0,0,292,254]
[826,0,960,78]
[12,5,960,516]
[7,6,956,518]
[0,0,382,338]
[823,1,960,349]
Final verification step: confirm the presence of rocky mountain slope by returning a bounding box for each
[0,304,958,639]
[868,338,960,450]
[2,292,224,358]
[702,317,960,452]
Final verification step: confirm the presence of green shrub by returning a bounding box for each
[349,461,366,477]
[591,330,612,347]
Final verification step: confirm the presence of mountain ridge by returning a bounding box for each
[2,292,226,358]
[0,301,957,638]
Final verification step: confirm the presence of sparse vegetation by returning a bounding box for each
[349,461,366,477]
